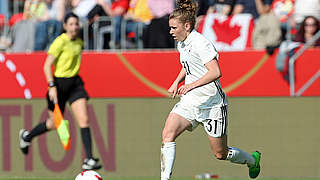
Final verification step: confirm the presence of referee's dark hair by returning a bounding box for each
[64,12,79,23]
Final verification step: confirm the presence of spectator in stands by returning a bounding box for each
[143,0,174,48]
[232,0,272,20]
[294,16,320,47]
[9,0,48,52]
[23,0,48,20]
[207,0,235,16]
[122,0,153,48]
[86,0,112,23]
[252,4,282,52]
[72,0,110,49]
[291,0,320,31]
[195,0,235,33]
[197,0,235,16]
[271,0,295,41]
[275,16,320,82]
[103,0,129,49]
[0,13,10,51]
[0,0,9,18]
[197,0,214,16]
[72,0,105,21]
[33,0,67,51]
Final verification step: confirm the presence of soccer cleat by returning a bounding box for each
[82,157,102,170]
[19,129,31,155]
[248,151,261,179]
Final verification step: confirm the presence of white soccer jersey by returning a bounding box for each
[177,30,228,108]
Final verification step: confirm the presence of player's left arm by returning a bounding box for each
[44,54,58,104]
[178,58,221,95]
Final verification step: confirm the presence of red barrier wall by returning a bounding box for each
[0,49,319,98]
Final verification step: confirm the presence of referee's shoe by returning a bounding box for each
[82,157,102,170]
[19,129,31,155]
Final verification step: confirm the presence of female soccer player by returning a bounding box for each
[19,12,102,170]
[160,0,261,179]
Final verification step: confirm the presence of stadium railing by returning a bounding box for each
[81,19,90,50]
[82,16,144,50]
[289,30,320,96]
[120,19,144,50]
[92,16,114,50]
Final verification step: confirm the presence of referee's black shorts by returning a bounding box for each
[47,75,89,114]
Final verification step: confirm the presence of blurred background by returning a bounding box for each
[0,0,319,179]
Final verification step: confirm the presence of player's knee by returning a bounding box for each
[162,130,176,143]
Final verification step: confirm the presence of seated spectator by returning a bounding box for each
[87,0,130,49]
[86,0,111,24]
[207,0,235,16]
[72,0,110,49]
[197,0,214,16]
[143,0,174,48]
[252,8,282,52]
[195,0,235,32]
[34,0,67,51]
[291,0,320,31]
[232,0,272,20]
[103,0,129,49]
[271,0,295,41]
[275,16,320,82]
[0,0,9,18]
[72,0,103,21]
[275,39,301,82]
[294,16,320,47]
[122,0,153,49]
[8,0,47,52]
[0,14,10,51]
[23,0,48,21]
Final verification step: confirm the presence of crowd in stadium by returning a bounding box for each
[0,0,319,52]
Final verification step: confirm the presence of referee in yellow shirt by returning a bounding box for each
[19,12,102,170]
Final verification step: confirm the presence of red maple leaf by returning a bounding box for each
[212,17,241,45]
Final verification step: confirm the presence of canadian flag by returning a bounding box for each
[197,13,254,51]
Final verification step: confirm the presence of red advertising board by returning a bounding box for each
[0,49,319,98]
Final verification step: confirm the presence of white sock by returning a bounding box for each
[161,142,176,180]
[226,146,255,166]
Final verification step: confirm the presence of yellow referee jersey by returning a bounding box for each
[48,33,83,78]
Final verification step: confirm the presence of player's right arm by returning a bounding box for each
[168,68,186,98]
[44,54,58,104]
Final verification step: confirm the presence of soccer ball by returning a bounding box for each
[75,170,103,180]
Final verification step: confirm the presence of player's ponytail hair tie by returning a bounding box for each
[177,0,198,13]
[170,0,198,31]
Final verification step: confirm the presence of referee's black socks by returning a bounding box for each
[81,127,93,159]
[25,121,48,142]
